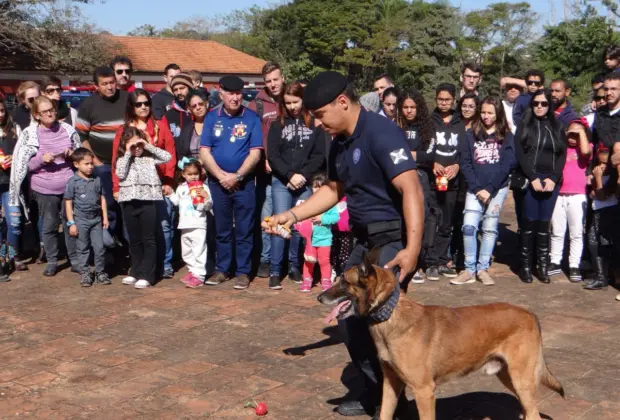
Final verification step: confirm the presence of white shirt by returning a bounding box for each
[502,100,516,134]
[169,181,213,230]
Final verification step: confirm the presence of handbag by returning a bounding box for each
[509,171,529,191]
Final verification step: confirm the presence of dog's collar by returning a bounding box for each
[369,286,400,323]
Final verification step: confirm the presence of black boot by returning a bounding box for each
[536,221,551,284]
[519,221,534,283]
[583,256,609,290]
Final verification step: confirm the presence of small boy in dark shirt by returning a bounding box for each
[64,148,110,287]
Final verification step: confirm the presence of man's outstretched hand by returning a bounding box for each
[261,211,296,235]
[384,248,417,283]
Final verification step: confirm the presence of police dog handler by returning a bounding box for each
[263,71,424,418]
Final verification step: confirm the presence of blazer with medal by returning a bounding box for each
[200,107,263,174]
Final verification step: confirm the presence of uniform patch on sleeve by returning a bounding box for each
[390,148,408,164]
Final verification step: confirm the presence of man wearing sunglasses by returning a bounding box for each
[110,56,136,93]
[501,69,546,128]
[41,75,77,127]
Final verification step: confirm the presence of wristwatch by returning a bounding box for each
[236,172,245,183]
[66,220,75,227]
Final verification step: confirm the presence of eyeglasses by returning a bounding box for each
[26,97,37,103]
[38,108,57,116]
[115,69,132,75]
[533,101,549,108]
[134,101,151,108]
[190,102,206,110]
[461,105,477,110]
[526,80,542,87]
[437,98,453,103]
[45,87,62,95]
[594,96,605,101]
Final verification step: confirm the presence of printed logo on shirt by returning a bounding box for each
[352,148,361,164]
[282,124,313,142]
[169,123,181,138]
[435,131,459,156]
[474,141,502,164]
[232,122,247,139]
[390,148,408,164]
[406,130,416,140]
[213,122,224,137]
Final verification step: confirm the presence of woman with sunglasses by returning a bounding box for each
[9,96,81,277]
[111,89,177,278]
[177,90,209,160]
[514,89,567,284]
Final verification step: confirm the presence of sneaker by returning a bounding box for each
[256,262,270,278]
[269,275,282,290]
[568,268,582,283]
[548,263,562,276]
[12,260,28,272]
[320,278,332,291]
[186,274,204,288]
[411,269,425,284]
[95,272,112,285]
[438,265,458,278]
[134,279,152,289]
[122,276,137,285]
[162,267,174,279]
[425,266,440,281]
[450,270,476,285]
[205,272,229,286]
[233,274,251,290]
[300,278,312,292]
[0,263,8,282]
[43,264,57,277]
[288,268,303,284]
[477,270,495,286]
[616,293,620,301]
[304,253,317,263]
[80,271,94,287]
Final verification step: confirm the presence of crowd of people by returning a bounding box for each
[1,48,619,304]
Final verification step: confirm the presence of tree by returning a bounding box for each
[0,0,109,73]
[127,24,159,37]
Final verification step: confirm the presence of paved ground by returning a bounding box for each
[1,194,619,419]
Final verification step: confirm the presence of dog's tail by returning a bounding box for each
[541,362,565,398]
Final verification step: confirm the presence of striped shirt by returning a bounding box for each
[75,90,128,164]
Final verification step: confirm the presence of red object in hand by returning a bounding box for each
[0,149,9,170]
[255,402,268,416]
[188,181,205,207]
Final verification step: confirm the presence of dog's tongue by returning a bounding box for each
[325,300,351,324]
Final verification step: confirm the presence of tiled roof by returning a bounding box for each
[108,35,266,75]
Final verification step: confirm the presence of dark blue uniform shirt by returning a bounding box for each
[328,108,416,226]
[200,107,263,173]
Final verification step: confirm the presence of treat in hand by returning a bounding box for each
[188,181,205,207]
[264,217,291,239]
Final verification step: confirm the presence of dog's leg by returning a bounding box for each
[411,384,436,420]
[496,365,517,395]
[379,362,404,420]
[507,366,542,420]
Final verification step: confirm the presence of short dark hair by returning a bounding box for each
[374,73,393,84]
[164,63,181,76]
[261,62,281,77]
[72,147,95,163]
[436,83,456,98]
[605,72,620,83]
[341,84,359,103]
[312,172,328,187]
[592,73,606,85]
[382,86,399,101]
[604,44,620,60]
[187,89,210,105]
[525,69,545,85]
[461,62,482,75]
[550,79,572,90]
[110,55,133,70]
[93,66,115,84]
[41,76,62,91]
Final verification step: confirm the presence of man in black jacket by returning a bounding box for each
[152,63,181,119]
[163,73,193,143]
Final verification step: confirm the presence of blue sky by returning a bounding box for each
[81,0,568,35]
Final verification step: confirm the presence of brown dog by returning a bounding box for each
[318,254,564,420]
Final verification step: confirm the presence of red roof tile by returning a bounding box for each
[109,35,266,75]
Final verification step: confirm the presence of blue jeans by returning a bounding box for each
[0,190,21,249]
[209,178,256,276]
[270,177,311,276]
[156,197,175,272]
[463,187,508,273]
[523,175,560,222]
[257,175,272,264]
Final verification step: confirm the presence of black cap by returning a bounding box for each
[303,71,348,110]
[219,75,244,92]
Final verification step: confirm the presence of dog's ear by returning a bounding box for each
[358,250,376,279]
[367,247,381,265]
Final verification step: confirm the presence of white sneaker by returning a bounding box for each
[122,276,137,285]
[134,279,152,289]
[411,269,425,284]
